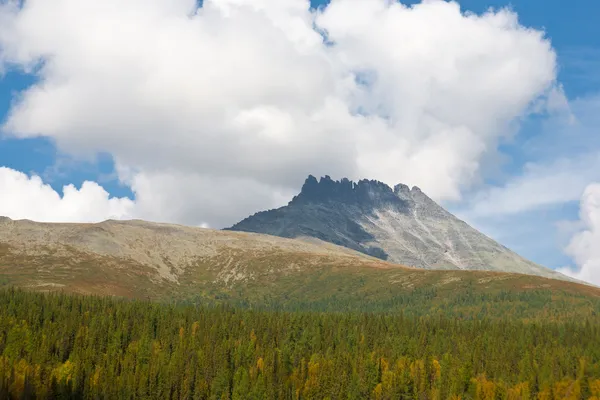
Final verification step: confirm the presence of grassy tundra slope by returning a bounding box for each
[0,216,599,319]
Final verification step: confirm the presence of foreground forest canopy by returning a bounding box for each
[1,289,600,399]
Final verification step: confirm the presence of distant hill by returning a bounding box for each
[228,175,568,281]
[1,216,598,319]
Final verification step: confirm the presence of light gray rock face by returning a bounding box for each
[228,175,568,280]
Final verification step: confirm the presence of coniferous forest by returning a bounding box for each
[1,289,600,399]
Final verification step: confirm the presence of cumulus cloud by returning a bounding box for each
[558,184,600,286]
[0,166,279,228]
[461,90,600,219]
[124,170,295,228]
[0,0,560,226]
[0,167,134,222]
[466,153,600,217]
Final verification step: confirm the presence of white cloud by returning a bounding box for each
[125,170,295,228]
[558,184,600,286]
[466,153,600,217]
[0,167,134,222]
[444,92,600,275]
[460,90,600,219]
[0,166,283,228]
[0,0,560,226]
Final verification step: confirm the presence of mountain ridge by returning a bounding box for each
[229,175,568,281]
[1,216,599,318]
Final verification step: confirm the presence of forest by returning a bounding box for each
[1,288,600,399]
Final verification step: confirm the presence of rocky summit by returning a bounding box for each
[228,175,569,280]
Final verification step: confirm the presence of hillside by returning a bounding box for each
[0,216,398,295]
[1,216,599,319]
[229,175,567,281]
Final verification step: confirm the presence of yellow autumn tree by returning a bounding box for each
[302,354,321,400]
[381,370,396,399]
[507,382,530,400]
[256,357,264,374]
[537,386,552,400]
[53,360,75,384]
[373,383,384,400]
[410,359,427,395]
[588,379,600,400]
[431,358,441,384]
[471,374,496,400]
[9,359,29,397]
[552,379,580,400]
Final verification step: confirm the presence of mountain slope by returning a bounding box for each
[0,216,396,295]
[1,216,598,319]
[228,175,566,280]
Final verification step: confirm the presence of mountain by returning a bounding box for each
[0,216,394,295]
[228,175,567,281]
[2,216,599,319]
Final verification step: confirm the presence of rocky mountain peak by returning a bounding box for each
[228,174,563,281]
[393,183,411,200]
[290,175,407,209]
[289,175,444,216]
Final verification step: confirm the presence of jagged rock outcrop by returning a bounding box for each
[228,175,568,280]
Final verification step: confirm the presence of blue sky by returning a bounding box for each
[1,0,600,282]
[0,72,134,198]
[447,0,600,272]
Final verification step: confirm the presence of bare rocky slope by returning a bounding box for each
[0,216,396,291]
[229,175,568,281]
